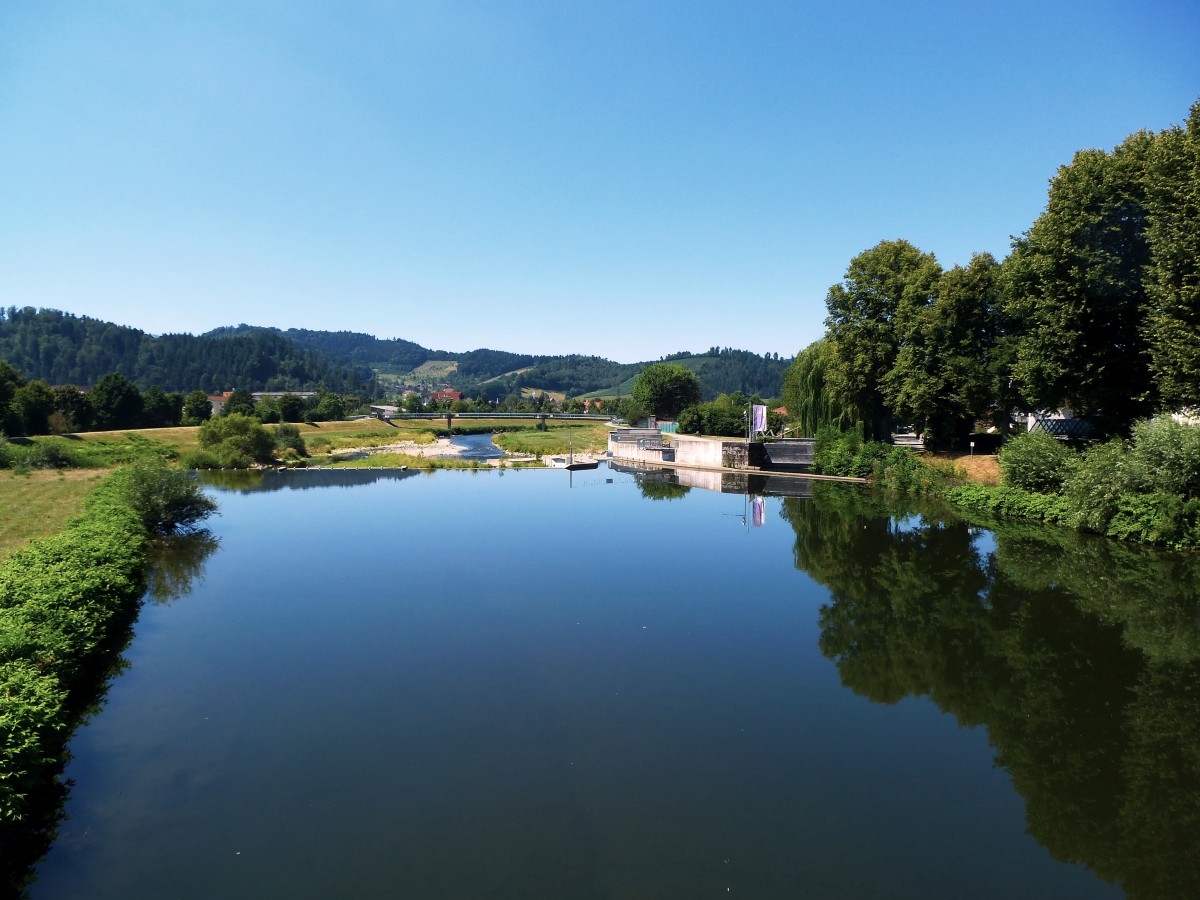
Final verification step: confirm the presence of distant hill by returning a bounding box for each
[203,324,452,374]
[1,308,793,399]
[0,308,376,394]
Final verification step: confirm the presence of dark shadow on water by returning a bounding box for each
[781,482,1200,898]
[196,468,425,494]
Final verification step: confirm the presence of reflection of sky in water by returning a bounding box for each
[33,470,1123,900]
[969,526,998,558]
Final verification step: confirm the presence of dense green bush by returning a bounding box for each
[812,426,898,479]
[872,446,944,493]
[998,431,1075,493]
[273,423,307,456]
[196,413,275,468]
[946,483,1073,524]
[107,458,217,534]
[1061,440,1132,532]
[1127,416,1200,498]
[1106,492,1200,547]
[0,440,80,470]
[22,443,78,469]
[813,426,862,476]
[179,448,230,470]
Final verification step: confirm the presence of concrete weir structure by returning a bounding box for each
[607,430,815,472]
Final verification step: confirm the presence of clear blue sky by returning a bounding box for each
[2,1,1197,363]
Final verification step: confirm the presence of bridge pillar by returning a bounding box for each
[537,414,547,432]
[446,413,453,430]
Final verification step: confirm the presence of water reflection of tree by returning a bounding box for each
[781,485,1200,898]
[636,478,691,501]
[145,531,221,604]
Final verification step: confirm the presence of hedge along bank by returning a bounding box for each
[0,462,215,873]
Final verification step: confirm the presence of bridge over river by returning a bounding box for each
[367,409,613,430]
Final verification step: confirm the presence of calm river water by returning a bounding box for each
[25,465,1200,898]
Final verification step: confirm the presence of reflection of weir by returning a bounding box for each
[197,468,427,494]
[609,461,814,498]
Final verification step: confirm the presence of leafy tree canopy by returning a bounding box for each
[630,363,702,418]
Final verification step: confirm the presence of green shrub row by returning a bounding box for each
[946,481,1200,549]
[982,418,1200,548]
[0,461,214,834]
[0,477,149,825]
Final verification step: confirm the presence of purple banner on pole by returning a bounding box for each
[752,404,767,434]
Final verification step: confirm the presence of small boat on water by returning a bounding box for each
[564,424,599,470]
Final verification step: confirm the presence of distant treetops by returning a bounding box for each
[784,97,1200,447]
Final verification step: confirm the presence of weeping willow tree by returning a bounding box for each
[781,339,862,436]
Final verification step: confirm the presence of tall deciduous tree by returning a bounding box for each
[824,239,941,439]
[277,393,305,423]
[1004,132,1157,429]
[182,390,213,425]
[90,372,145,431]
[1142,99,1200,411]
[222,388,256,417]
[0,361,25,434]
[782,339,861,436]
[630,363,701,418]
[141,387,183,428]
[884,253,1003,447]
[12,380,56,435]
[50,385,93,433]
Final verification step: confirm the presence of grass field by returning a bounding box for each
[520,387,566,402]
[0,469,107,561]
[494,422,611,456]
[409,360,458,379]
[576,378,634,400]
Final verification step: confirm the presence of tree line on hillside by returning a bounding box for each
[467,349,791,404]
[0,362,352,441]
[207,324,448,374]
[2,305,797,402]
[0,309,377,395]
[784,98,1200,447]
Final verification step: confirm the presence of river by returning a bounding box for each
[23,465,1200,898]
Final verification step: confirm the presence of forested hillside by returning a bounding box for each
[206,325,451,373]
[0,308,376,394]
[1,308,794,400]
[666,349,792,399]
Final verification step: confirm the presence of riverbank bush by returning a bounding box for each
[811,426,893,478]
[0,463,215,866]
[997,431,1075,493]
[945,417,1200,549]
[184,414,275,469]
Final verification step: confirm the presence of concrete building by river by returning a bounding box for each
[607,429,814,472]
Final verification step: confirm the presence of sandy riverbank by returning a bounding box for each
[335,437,543,466]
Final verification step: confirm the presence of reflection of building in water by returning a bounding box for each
[609,461,814,498]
